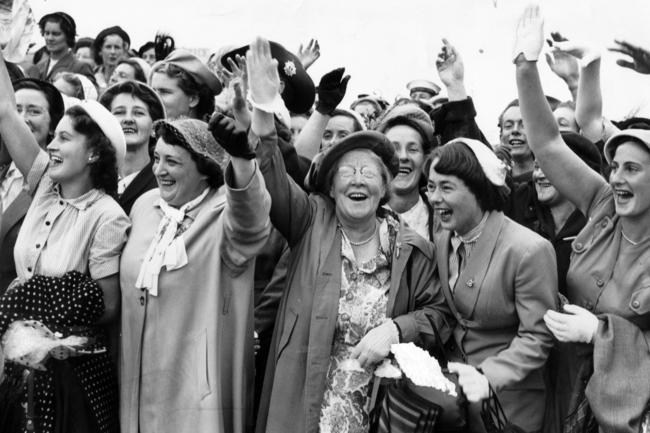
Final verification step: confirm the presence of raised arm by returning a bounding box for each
[545,32,580,101]
[0,53,42,176]
[514,5,605,216]
[293,67,350,160]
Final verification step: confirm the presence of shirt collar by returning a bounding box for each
[453,211,489,244]
[52,183,103,210]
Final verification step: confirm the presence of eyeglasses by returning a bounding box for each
[337,165,381,180]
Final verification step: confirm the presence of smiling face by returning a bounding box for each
[46,115,93,185]
[15,88,52,148]
[385,124,425,197]
[322,115,356,151]
[151,72,196,120]
[426,159,484,235]
[43,21,68,55]
[109,63,136,85]
[110,93,153,150]
[329,149,387,227]
[101,34,126,68]
[153,138,208,207]
[500,106,531,162]
[533,160,563,206]
[609,140,650,223]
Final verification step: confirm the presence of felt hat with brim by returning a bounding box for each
[154,50,222,95]
[13,78,65,129]
[221,41,315,114]
[313,130,398,194]
[375,104,435,153]
[603,129,650,164]
[406,79,440,96]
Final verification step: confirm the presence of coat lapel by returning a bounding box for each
[434,230,456,314]
[453,211,505,318]
[119,162,156,211]
[0,191,31,244]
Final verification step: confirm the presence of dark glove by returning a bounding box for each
[208,113,256,160]
[315,67,350,115]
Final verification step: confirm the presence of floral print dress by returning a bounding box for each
[318,212,398,433]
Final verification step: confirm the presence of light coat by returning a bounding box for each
[254,135,454,433]
[119,167,270,433]
[434,211,557,433]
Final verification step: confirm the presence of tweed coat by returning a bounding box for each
[254,133,454,433]
[434,211,557,433]
[119,166,271,433]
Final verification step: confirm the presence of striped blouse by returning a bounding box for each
[13,151,130,282]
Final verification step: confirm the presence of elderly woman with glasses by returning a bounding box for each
[241,37,452,433]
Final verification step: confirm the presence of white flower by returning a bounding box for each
[284,60,297,77]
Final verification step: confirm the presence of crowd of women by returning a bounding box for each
[0,5,649,433]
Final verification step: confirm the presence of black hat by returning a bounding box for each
[13,78,65,130]
[38,12,77,47]
[94,26,130,63]
[560,131,602,173]
[313,131,398,193]
[221,41,315,114]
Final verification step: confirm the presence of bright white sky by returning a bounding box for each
[30,0,650,141]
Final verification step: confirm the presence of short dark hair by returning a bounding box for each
[66,105,118,198]
[330,109,364,132]
[99,80,164,121]
[156,126,224,189]
[138,41,155,58]
[152,62,215,121]
[38,13,76,48]
[13,79,65,134]
[429,140,509,212]
[115,58,147,83]
[497,97,562,130]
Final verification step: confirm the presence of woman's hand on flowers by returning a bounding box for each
[544,304,599,343]
[246,37,281,105]
[447,362,490,402]
[513,3,545,63]
[351,320,399,368]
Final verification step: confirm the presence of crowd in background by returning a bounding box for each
[0,4,649,433]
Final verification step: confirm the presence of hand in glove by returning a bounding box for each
[544,304,599,343]
[351,320,399,367]
[512,4,545,63]
[447,362,490,402]
[208,113,256,160]
[316,67,350,115]
[246,37,281,105]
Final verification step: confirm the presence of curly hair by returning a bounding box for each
[115,59,147,83]
[65,106,118,198]
[156,126,224,189]
[151,62,215,121]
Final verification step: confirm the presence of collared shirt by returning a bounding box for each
[118,170,140,196]
[0,162,24,210]
[396,195,430,240]
[448,212,489,290]
[13,151,130,281]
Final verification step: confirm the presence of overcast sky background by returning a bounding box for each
[30,0,650,141]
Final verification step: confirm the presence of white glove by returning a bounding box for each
[447,362,490,402]
[544,304,600,343]
[351,320,399,367]
[512,4,545,63]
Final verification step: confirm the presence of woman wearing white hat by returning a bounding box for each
[426,138,557,432]
[514,5,650,432]
[0,51,128,433]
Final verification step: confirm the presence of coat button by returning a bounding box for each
[340,313,350,321]
[345,292,354,301]
[139,296,145,306]
[632,300,640,309]
[59,200,64,205]
[27,267,32,272]
[35,243,40,249]
[584,301,594,310]
[466,279,474,288]
[45,221,51,226]
[596,279,604,287]
[575,242,583,250]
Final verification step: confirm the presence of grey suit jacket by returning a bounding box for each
[435,211,558,432]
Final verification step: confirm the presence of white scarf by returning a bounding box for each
[135,188,210,296]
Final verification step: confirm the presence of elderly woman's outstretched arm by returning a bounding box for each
[0,53,42,176]
[514,5,605,216]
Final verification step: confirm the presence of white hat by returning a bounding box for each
[73,100,126,169]
[448,138,507,186]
